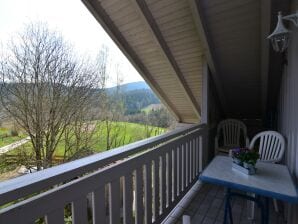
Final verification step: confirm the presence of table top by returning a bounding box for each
[200,156,298,203]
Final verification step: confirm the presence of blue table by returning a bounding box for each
[199,156,298,224]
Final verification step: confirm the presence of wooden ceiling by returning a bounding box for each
[82,0,280,122]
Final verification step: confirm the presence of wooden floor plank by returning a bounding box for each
[174,183,286,224]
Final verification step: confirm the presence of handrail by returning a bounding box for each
[0,123,205,206]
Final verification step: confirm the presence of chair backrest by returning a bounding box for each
[216,119,248,147]
[249,131,285,163]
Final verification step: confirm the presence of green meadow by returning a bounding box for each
[0,127,26,148]
[3,121,165,158]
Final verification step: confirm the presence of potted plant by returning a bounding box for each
[242,150,259,168]
[231,148,245,165]
[231,148,259,175]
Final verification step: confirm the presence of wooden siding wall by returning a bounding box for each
[278,3,298,222]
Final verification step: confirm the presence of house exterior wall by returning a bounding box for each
[278,3,298,222]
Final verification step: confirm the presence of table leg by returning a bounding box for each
[258,196,269,224]
[228,197,233,224]
[227,191,269,224]
[223,188,233,224]
[264,197,269,224]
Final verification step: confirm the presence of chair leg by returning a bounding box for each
[273,199,279,213]
[247,193,256,221]
[183,215,191,224]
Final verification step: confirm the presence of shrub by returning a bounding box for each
[10,130,18,137]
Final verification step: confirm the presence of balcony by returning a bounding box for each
[1,0,298,223]
[0,124,207,223]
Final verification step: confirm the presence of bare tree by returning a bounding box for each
[0,23,99,169]
[95,47,127,150]
[62,103,98,162]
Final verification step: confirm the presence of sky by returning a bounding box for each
[0,0,143,87]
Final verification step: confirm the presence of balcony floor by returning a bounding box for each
[174,184,286,224]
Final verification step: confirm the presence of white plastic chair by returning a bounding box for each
[215,119,249,154]
[249,131,285,163]
[248,131,285,219]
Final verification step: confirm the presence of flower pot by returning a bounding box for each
[243,162,256,174]
[232,162,256,175]
[233,158,242,165]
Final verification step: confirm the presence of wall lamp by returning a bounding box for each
[267,11,298,52]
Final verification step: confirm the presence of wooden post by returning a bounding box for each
[201,56,209,124]
[201,57,209,169]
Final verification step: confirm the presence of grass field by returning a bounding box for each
[5,121,165,157]
[0,128,26,148]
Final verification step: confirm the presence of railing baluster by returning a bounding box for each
[181,144,185,192]
[190,138,195,179]
[145,163,152,224]
[193,138,196,178]
[45,208,64,224]
[161,155,167,212]
[124,173,133,224]
[135,168,144,224]
[185,142,188,188]
[181,144,184,192]
[168,150,173,206]
[173,147,178,199]
[92,186,107,224]
[110,179,120,224]
[195,137,199,176]
[189,140,192,183]
[153,159,160,221]
[72,196,88,224]
[199,136,203,172]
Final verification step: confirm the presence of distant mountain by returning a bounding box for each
[107,81,150,92]
[106,81,160,114]
[0,81,160,115]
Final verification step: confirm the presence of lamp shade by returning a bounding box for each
[267,12,290,52]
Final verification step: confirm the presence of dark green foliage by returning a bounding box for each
[123,89,160,115]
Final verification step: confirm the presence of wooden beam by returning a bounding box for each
[188,0,228,115]
[81,0,181,121]
[131,0,201,119]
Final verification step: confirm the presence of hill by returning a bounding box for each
[106,81,160,114]
[0,81,160,115]
[107,81,150,92]
[123,89,160,114]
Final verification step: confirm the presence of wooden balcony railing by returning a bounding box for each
[0,124,207,224]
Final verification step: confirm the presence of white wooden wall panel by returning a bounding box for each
[278,23,298,224]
